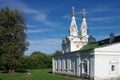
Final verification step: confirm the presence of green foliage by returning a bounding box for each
[52,50,62,57]
[0,7,28,72]
[22,51,52,69]
[21,50,62,69]
[0,69,76,80]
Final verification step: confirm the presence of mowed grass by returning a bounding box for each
[0,69,78,80]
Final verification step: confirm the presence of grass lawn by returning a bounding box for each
[0,69,79,80]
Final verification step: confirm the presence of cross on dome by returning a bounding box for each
[82,8,86,18]
[72,6,75,16]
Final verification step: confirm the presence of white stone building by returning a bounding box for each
[52,7,120,80]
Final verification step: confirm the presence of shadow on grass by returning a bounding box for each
[1,69,28,73]
[48,71,52,74]
[15,69,28,73]
[1,71,8,73]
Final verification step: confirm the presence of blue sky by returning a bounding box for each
[0,0,120,55]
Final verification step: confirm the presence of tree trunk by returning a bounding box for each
[9,69,14,73]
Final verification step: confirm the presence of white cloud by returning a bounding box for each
[27,25,35,28]
[62,14,71,19]
[87,3,120,14]
[33,13,47,21]
[25,8,60,27]
[26,29,50,33]
[88,8,114,13]
[25,43,61,55]
[90,16,120,21]
[53,34,65,37]
[25,39,62,55]
[0,0,58,27]
[90,26,119,30]
[24,9,57,27]
[29,39,61,46]
[23,8,39,14]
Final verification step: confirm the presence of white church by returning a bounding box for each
[52,7,120,80]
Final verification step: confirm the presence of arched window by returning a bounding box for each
[83,60,87,74]
[82,59,88,75]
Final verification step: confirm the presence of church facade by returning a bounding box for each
[62,7,90,54]
[52,7,120,80]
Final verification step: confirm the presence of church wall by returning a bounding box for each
[52,52,78,76]
[94,54,110,79]
[94,52,120,80]
[52,50,95,78]
[70,38,81,52]
[70,42,79,52]
[93,43,120,80]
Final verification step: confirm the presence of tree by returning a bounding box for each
[52,50,62,57]
[0,7,29,73]
[22,51,52,69]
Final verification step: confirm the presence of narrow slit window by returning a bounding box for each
[111,65,115,71]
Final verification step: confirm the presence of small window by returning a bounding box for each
[109,59,118,74]
[111,65,115,71]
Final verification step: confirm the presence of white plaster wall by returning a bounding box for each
[89,56,95,78]
[94,43,120,79]
[94,53,120,79]
[94,54,110,79]
[70,38,81,52]
[71,42,78,52]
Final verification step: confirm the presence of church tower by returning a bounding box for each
[62,7,81,53]
[80,9,89,45]
[69,7,78,37]
[68,7,81,52]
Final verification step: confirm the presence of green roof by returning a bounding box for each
[80,35,120,51]
[80,43,99,51]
